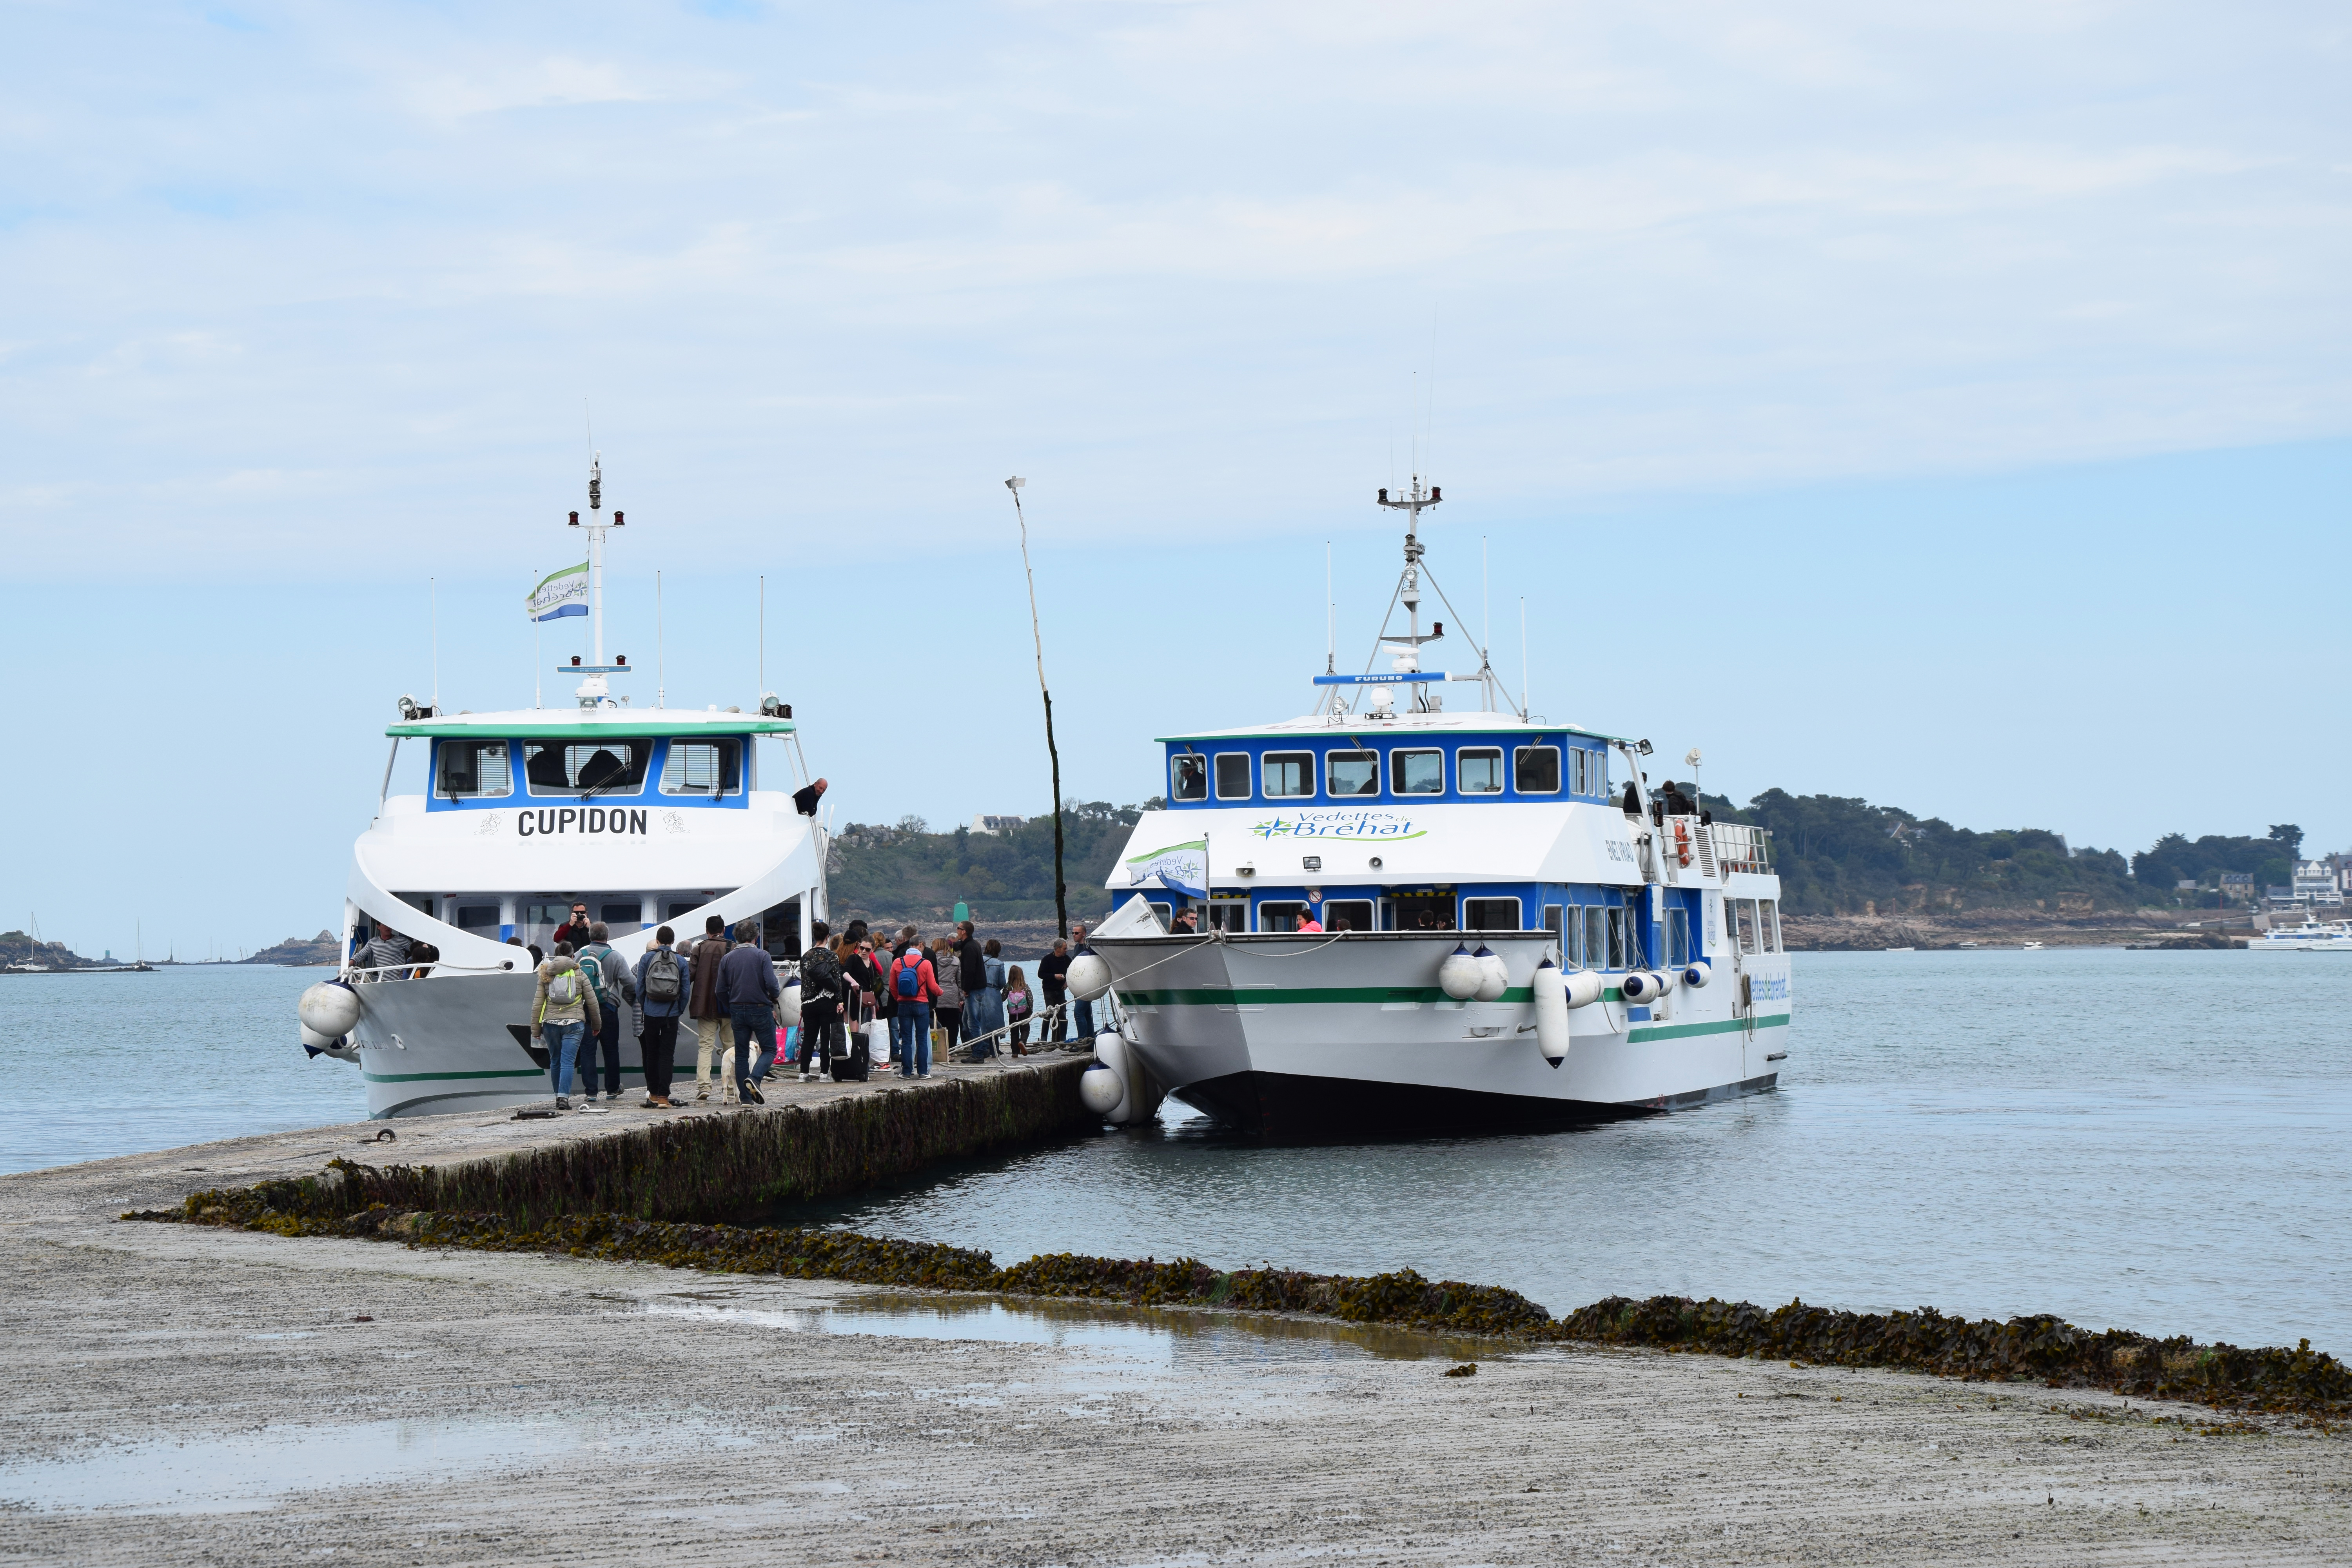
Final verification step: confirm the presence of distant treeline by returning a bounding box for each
[1708,790,2307,916]
[825,802,1145,924]
[829,794,2312,923]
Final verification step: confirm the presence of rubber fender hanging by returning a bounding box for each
[1531,959,1570,1067]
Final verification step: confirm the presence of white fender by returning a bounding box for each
[1621,969,1675,1003]
[298,981,360,1038]
[1437,943,1483,1000]
[1563,970,1605,1009]
[1680,961,1710,989]
[1472,945,1510,1003]
[1078,1062,1124,1117]
[1067,949,1113,1003]
[778,976,803,1027]
[1532,960,1570,1068]
[1093,1031,1136,1123]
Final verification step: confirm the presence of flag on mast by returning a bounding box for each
[526,561,590,622]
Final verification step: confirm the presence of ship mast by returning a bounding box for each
[566,455,628,707]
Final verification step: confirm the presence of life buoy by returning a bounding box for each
[1673,819,1693,867]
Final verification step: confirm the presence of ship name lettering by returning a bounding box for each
[517,807,650,837]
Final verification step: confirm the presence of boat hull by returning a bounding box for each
[347,971,692,1117]
[1098,932,1791,1139]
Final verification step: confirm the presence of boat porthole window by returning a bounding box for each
[1262,751,1315,799]
[1171,753,1209,802]
[1391,748,1443,795]
[435,739,512,800]
[1464,896,1521,931]
[1457,748,1503,794]
[1327,748,1378,797]
[660,739,740,797]
[524,741,649,797]
[1512,745,1561,794]
[1214,753,1252,799]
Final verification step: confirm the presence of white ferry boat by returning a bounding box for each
[1081,479,1793,1137]
[296,463,829,1116]
[2251,920,2352,953]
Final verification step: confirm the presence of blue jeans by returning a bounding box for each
[1071,997,1094,1043]
[893,1004,932,1076]
[730,1005,775,1096]
[542,1020,584,1096]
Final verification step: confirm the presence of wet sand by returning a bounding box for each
[4,1132,2347,1564]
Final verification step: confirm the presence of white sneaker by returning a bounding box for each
[555,1096,571,1110]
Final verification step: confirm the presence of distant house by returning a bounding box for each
[2219,872,2255,903]
[2293,860,2343,908]
[969,814,1027,837]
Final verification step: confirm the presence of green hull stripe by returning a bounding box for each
[1124,984,1544,1006]
[1628,1013,1792,1043]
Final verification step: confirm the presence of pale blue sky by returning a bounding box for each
[3,2,2347,957]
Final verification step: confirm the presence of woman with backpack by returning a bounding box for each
[888,940,940,1078]
[533,941,603,1111]
[630,926,691,1107]
[1003,965,1034,1056]
[929,937,964,1060]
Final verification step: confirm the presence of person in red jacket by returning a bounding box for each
[888,940,941,1078]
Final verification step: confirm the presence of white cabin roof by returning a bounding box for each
[387,706,794,740]
[1157,711,1627,744]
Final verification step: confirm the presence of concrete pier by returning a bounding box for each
[3,1059,2347,1564]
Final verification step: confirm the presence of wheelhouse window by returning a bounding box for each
[1605,907,1628,969]
[1668,907,1692,967]
[1512,745,1560,794]
[435,740,512,799]
[1759,898,1782,954]
[1324,898,1374,933]
[1584,907,1607,970]
[1735,900,1759,956]
[1214,753,1252,799]
[1258,901,1308,932]
[1543,904,1563,938]
[659,739,741,797]
[1171,753,1209,802]
[1391,748,1443,795]
[1327,748,1378,797]
[1263,752,1315,798]
[1568,748,1588,795]
[1458,747,1503,794]
[524,742,649,796]
[1464,897,1522,930]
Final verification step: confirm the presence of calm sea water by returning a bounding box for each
[5,952,2347,1352]
[794,949,2352,1353]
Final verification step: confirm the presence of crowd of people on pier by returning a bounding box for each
[512,913,1104,1111]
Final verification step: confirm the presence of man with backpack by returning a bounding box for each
[715,921,780,1105]
[532,941,603,1111]
[573,922,630,1103]
[632,926,691,1108]
[686,915,735,1102]
[888,937,940,1078]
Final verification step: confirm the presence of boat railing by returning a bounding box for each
[341,959,521,981]
[1710,822,1774,875]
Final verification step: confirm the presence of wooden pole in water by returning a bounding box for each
[1006,477,1067,938]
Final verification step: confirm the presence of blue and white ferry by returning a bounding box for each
[1085,478,1793,1137]
[296,462,828,1116]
